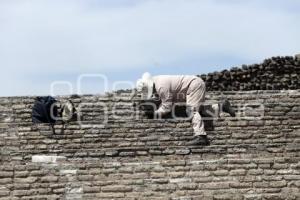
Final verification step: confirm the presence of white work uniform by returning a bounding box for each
[153,75,206,136]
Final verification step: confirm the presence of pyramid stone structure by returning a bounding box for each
[200,56,300,91]
[0,56,299,199]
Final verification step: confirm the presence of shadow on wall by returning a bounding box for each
[134,99,215,131]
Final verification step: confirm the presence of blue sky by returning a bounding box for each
[0,0,299,96]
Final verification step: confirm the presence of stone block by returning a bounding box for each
[31,155,66,163]
[101,185,132,193]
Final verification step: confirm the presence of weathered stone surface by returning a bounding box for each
[200,56,300,91]
[0,82,299,199]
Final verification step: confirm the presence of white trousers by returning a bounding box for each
[186,78,206,136]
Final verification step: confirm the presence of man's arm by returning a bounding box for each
[154,88,173,116]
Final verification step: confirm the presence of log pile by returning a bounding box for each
[199,56,300,91]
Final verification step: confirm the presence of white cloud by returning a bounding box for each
[0,0,299,96]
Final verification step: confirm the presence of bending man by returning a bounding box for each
[136,72,235,145]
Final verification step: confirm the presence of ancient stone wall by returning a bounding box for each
[200,56,300,91]
[0,90,299,199]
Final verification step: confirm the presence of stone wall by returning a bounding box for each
[0,90,299,199]
[200,56,300,91]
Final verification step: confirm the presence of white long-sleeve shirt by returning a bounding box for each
[153,75,200,115]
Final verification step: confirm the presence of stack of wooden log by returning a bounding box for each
[199,56,300,91]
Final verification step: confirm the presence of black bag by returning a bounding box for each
[32,96,78,135]
[32,96,58,134]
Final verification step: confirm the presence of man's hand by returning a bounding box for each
[133,98,161,119]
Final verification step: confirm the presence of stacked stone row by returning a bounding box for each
[0,91,299,199]
[199,56,300,91]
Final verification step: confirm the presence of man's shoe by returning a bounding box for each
[187,135,210,146]
[220,99,236,117]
